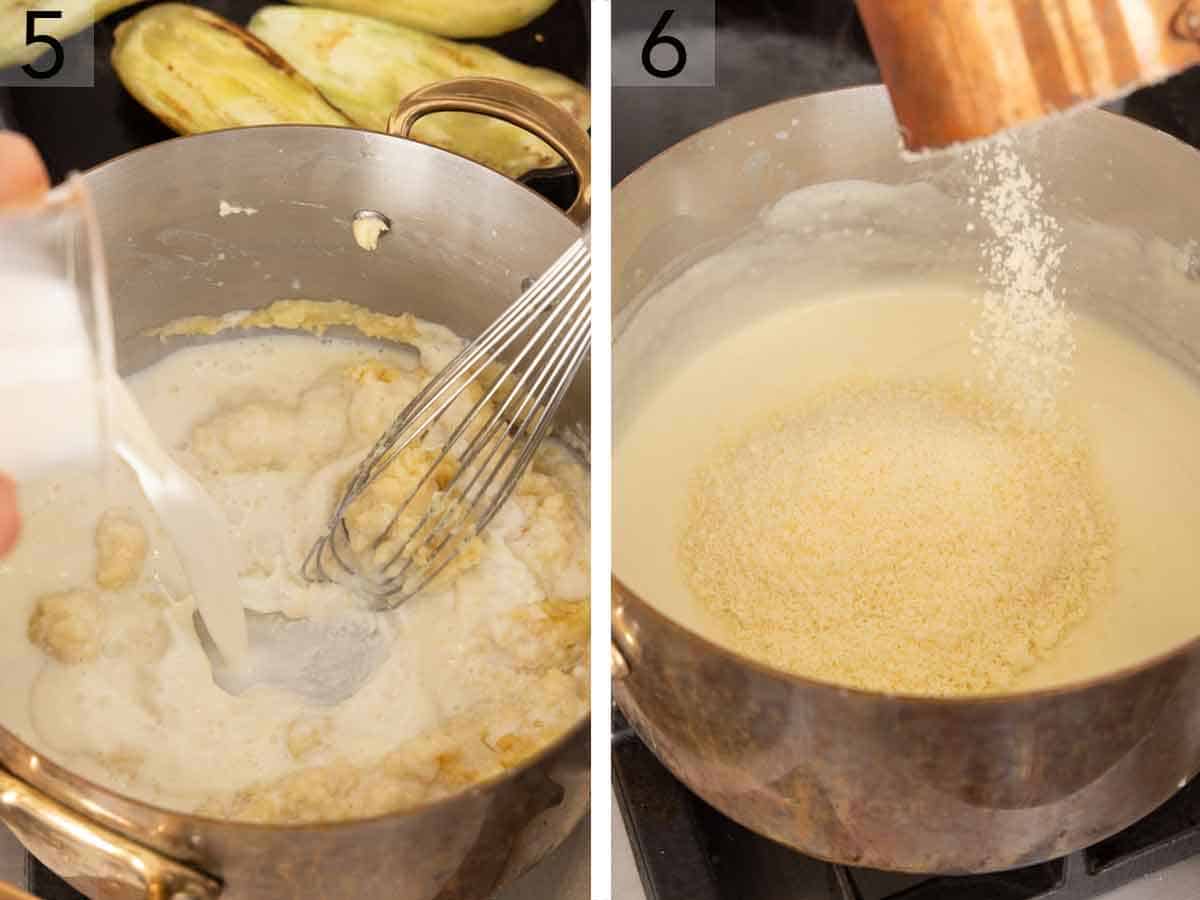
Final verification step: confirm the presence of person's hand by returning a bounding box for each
[0,130,48,554]
[0,475,16,555]
[0,131,50,206]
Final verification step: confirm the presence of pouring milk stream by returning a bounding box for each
[0,180,250,667]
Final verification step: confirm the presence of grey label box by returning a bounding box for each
[613,1,716,87]
[0,10,95,87]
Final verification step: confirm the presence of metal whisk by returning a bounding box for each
[303,229,590,607]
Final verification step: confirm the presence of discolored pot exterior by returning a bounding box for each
[612,85,1200,874]
[614,580,1200,873]
[1,723,588,900]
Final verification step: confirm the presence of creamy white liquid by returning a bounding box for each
[1,269,249,664]
[615,286,1200,691]
[0,275,103,480]
[0,332,590,815]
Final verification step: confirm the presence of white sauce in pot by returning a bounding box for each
[0,320,589,821]
[616,284,1200,695]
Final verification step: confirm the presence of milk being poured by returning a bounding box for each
[0,253,249,666]
[107,379,250,664]
[0,273,106,478]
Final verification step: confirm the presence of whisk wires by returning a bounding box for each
[303,234,590,607]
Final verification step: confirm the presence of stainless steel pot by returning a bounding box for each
[0,79,590,900]
[612,84,1200,874]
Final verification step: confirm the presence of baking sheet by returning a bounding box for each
[0,0,589,191]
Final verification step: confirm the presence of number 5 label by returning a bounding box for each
[0,8,95,86]
[614,1,715,88]
[23,11,66,79]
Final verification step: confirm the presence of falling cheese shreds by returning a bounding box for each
[969,136,1075,423]
[679,378,1114,697]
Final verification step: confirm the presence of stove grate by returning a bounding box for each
[26,857,83,900]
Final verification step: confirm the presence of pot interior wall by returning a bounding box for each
[91,125,589,425]
[616,90,1200,413]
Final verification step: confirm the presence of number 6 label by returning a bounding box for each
[643,10,687,79]
[0,8,95,86]
[614,1,715,88]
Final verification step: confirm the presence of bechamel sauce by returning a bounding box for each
[0,333,588,812]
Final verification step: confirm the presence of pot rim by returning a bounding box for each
[1,123,590,833]
[614,572,1200,705]
[613,82,1200,195]
[612,83,1200,708]
[1,715,588,833]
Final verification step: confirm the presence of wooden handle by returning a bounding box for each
[857,0,1200,151]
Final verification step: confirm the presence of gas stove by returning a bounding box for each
[611,2,1200,899]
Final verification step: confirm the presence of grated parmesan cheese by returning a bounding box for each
[969,136,1075,422]
[679,378,1114,696]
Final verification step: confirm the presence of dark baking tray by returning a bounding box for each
[0,0,588,208]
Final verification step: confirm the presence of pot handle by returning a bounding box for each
[0,768,221,900]
[387,77,591,227]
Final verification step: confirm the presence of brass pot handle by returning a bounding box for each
[387,77,591,227]
[0,769,220,900]
[611,580,641,681]
[0,881,36,900]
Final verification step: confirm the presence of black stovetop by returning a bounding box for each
[611,3,1200,900]
[23,859,82,900]
[612,0,1200,186]
[613,0,879,185]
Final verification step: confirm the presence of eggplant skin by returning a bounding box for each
[248,6,590,179]
[112,3,351,135]
[1,0,139,69]
[287,0,557,38]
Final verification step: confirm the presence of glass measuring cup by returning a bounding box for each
[0,174,114,481]
[0,174,251,663]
